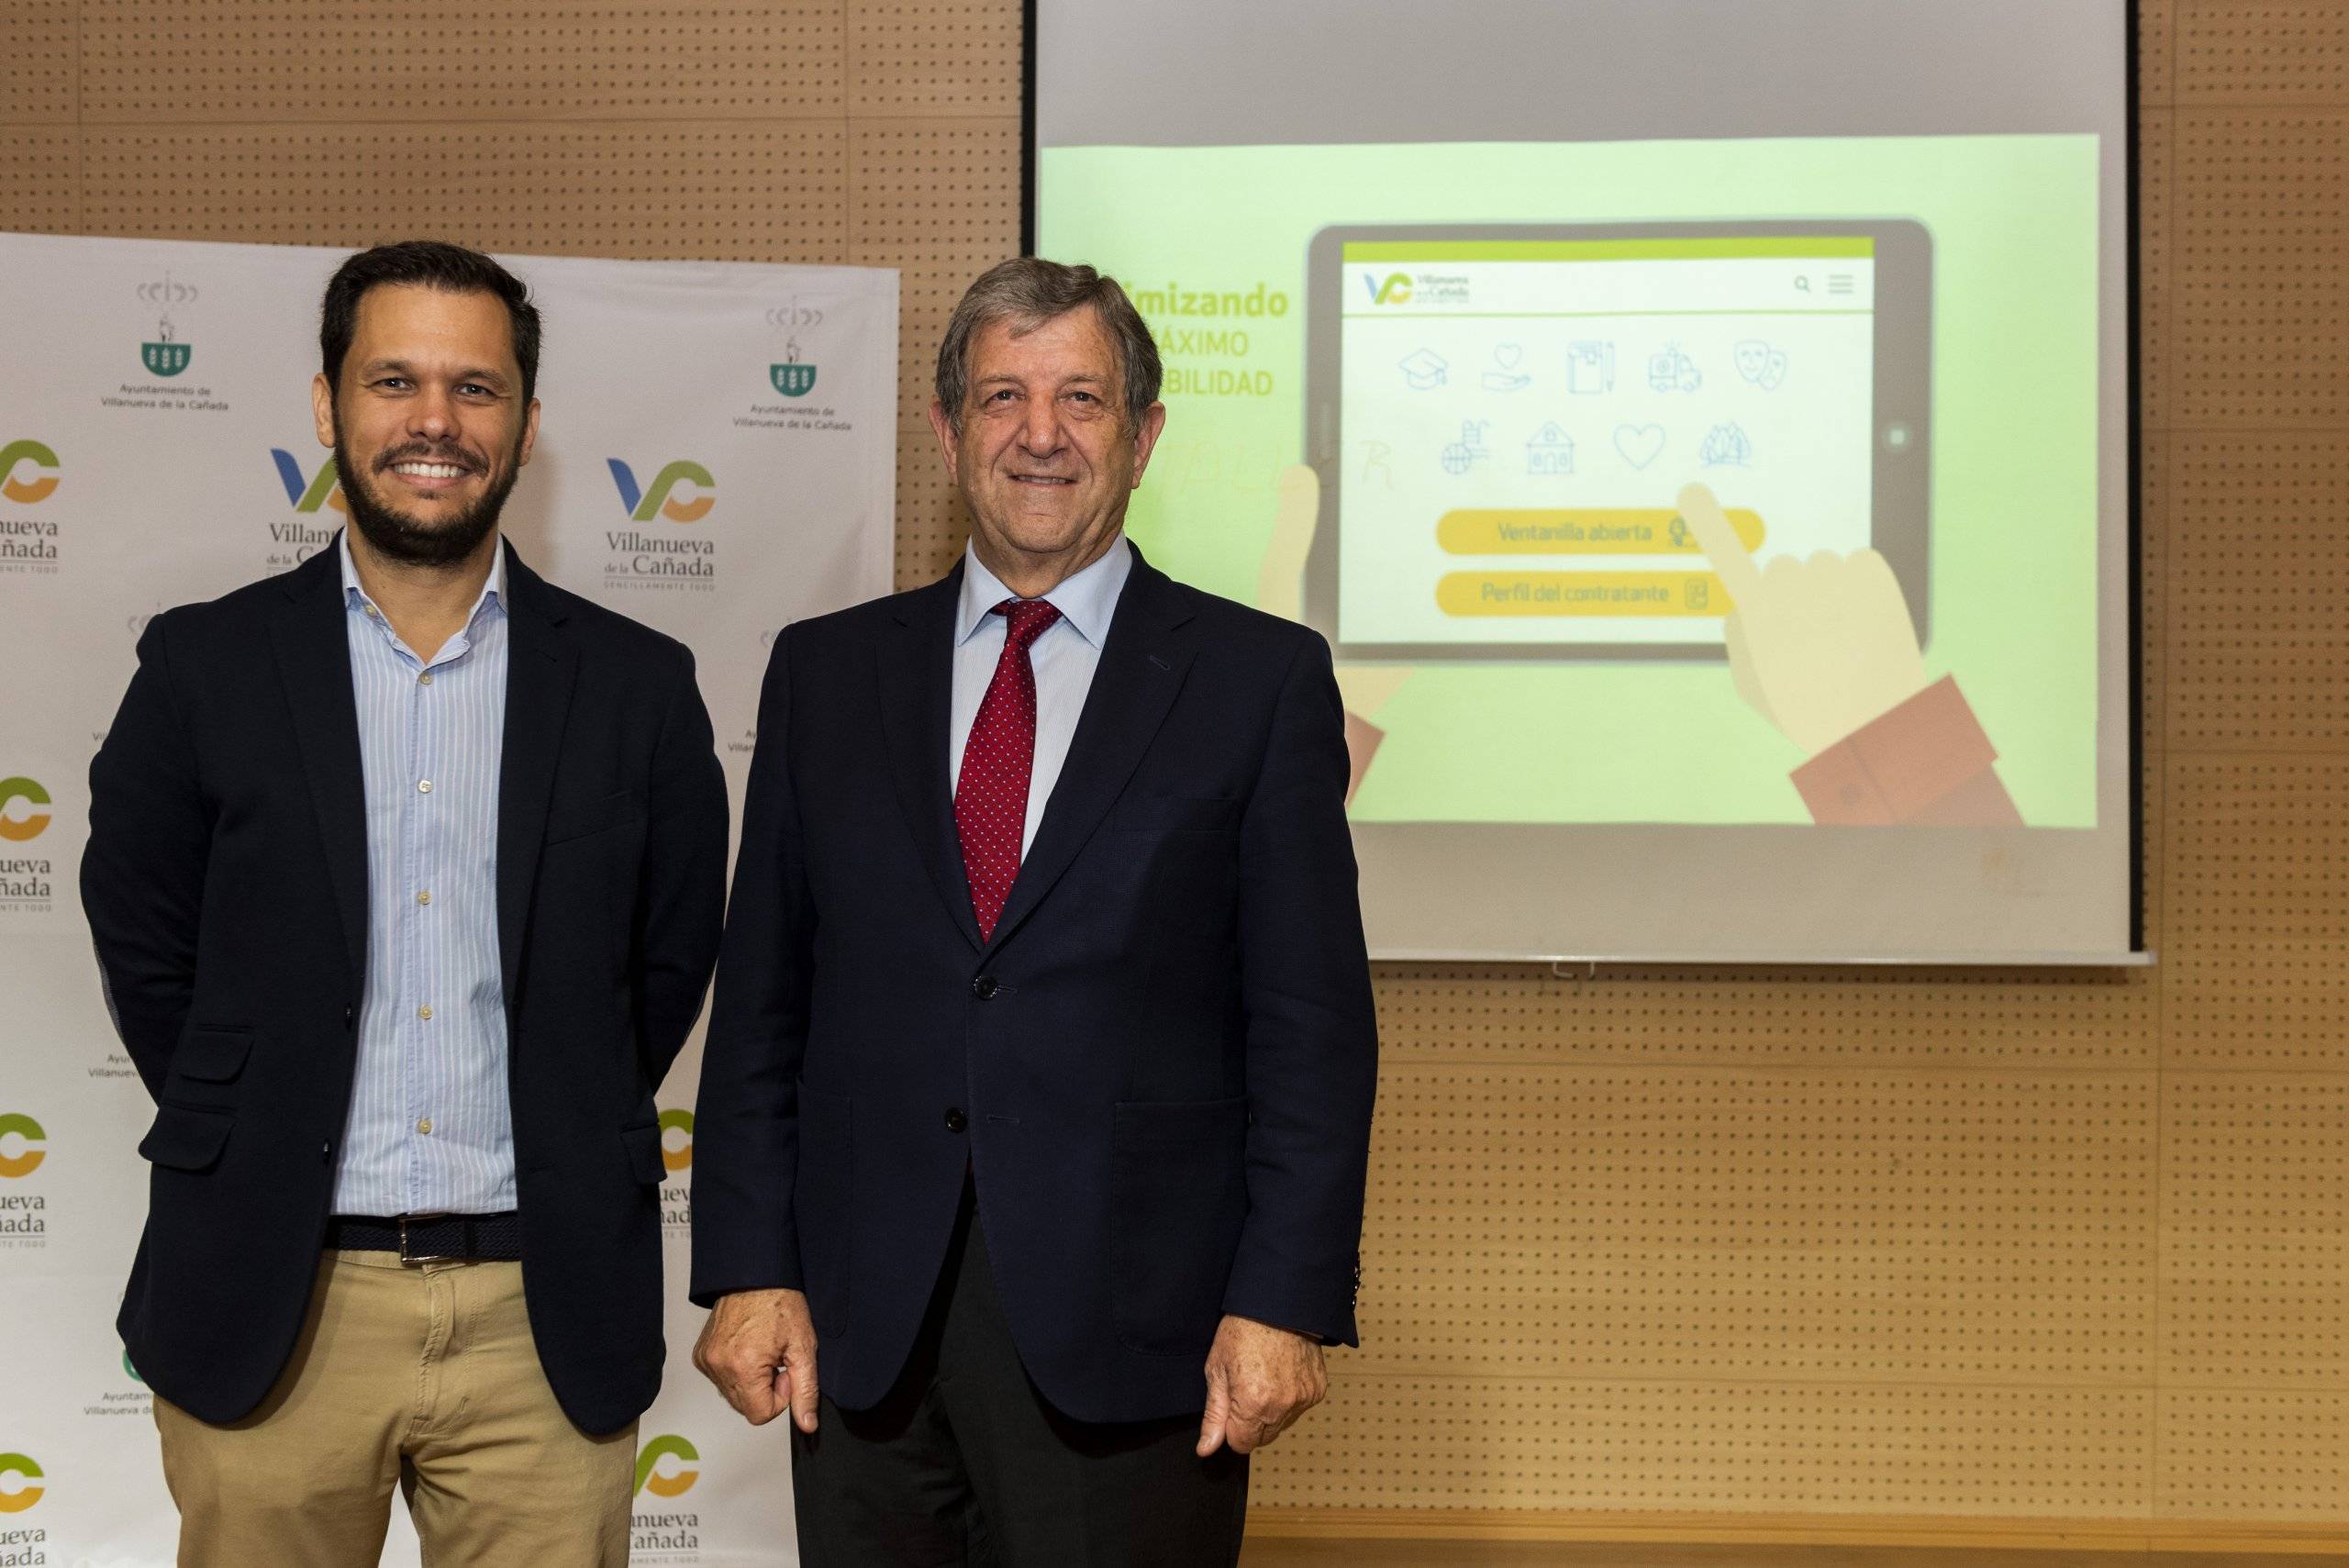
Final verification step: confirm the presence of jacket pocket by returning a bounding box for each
[138,1103,234,1173]
[795,1083,853,1338]
[545,788,643,847]
[1111,1095,1250,1356]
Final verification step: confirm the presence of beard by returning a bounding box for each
[334,422,522,569]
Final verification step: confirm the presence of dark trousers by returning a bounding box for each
[790,1184,1249,1566]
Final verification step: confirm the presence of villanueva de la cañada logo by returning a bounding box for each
[658,1108,695,1174]
[0,441,61,577]
[740,300,852,435]
[657,1109,694,1234]
[0,779,55,917]
[0,1113,49,1252]
[766,299,820,398]
[0,1115,45,1180]
[0,1451,42,1515]
[604,461,717,592]
[138,272,196,378]
[104,271,228,416]
[266,449,344,574]
[632,1434,701,1561]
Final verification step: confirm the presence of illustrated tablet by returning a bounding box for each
[1302,221,1932,662]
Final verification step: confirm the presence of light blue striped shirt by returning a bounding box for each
[331,532,515,1218]
[950,537,1133,856]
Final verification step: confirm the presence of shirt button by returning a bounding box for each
[417,890,431,906]
[417,1004,433,1021]
[417,779,432,794]
[418,673,433,686]
[417,1118,433,1136]
[364,604,381,618]
[944,1107,968,1134]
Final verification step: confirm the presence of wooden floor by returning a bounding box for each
[1240,1544,2349,1567]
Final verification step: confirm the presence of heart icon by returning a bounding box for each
[1613,424,1666,469]
[1494,342,1523,370]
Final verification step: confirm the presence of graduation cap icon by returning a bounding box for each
[1397,349,1449,391]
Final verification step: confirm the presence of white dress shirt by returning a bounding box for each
[949,537,1133,856]
[333,532,515,1218]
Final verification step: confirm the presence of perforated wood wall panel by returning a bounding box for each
[6,0,2346,1543]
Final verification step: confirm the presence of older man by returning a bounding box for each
[83,240,728,1566]
[691,256,1379,1563]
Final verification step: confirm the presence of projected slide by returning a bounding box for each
[1314,227,1920,656]
[1036,0,2135,960]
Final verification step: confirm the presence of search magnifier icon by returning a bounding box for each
[1794,275,1811,293]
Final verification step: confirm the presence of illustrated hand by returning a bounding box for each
[1196,1314,1329,1458]
[1675,482,1928,756]
[693,1287,819,1434]
[1257,463,1409,722]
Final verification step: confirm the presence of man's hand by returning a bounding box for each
[1676,481,1929,757]
[693,1287,819,1434]
[1196,1314,1328,1458]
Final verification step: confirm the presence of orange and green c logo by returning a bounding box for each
[0,1115,44,1179]
[0,779,50,843]
[608,460,716,524]
[1367,272,1412,306]
[0,440,59,504]
[0,1452,43,1513]
[634,1434,699,1497]
[658,1108,695,1173]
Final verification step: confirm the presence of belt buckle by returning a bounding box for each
[397,1214,457,1264]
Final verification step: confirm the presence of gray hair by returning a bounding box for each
[933,257,1162,432]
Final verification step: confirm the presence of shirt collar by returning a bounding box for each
[955,536,1132,650]
[340,528,507,623]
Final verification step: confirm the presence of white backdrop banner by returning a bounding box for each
[0,232,900,1567]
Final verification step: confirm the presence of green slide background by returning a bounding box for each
[1040,136,2100,826]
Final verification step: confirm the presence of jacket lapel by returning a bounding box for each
[878,565,984,952]
[983,549,1196,959]
[267,543,369,990]
[495,545,579,1004]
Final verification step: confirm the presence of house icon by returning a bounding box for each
[1526,422,1575,476]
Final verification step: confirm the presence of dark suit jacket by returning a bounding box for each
[81,539,728,1435]
[690,547,1378,1424]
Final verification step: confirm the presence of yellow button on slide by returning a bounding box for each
[1436,507,1764,556]
[1436,571,1732,617]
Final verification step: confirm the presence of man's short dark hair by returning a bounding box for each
[319,240,541,406]
[935,257,1161,432]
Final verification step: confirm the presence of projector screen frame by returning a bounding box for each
[1022,0,2150,965]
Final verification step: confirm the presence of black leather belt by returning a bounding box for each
[326,1210,522,1262]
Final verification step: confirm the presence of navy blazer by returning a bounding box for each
[690,549,1378,1424]
[81,540,729,1435]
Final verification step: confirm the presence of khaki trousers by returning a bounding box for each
[153,1249,635,1568]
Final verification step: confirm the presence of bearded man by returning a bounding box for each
[81,239,729,1568]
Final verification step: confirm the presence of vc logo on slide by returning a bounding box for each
[1364,272,1412,306]
[0,1114,45,1178]
[634,1434,700,1497]
[0,1452,42,1514]
[607,459,715,524]
[1,440,60,504]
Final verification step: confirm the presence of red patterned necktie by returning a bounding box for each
[954,597,1063,941]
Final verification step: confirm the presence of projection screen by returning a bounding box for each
[1033,0,2141,963]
